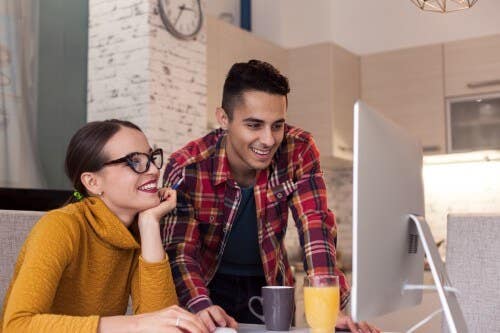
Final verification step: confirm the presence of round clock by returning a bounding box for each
[158,0,203,40]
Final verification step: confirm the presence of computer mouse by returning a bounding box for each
[213,327,237,333]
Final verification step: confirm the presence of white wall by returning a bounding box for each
[252,0,500,54]
[423,160,500,247]
[252,0,334,49]
[88,0,207,155]
[324,160,500,265]
[206,0,240,27]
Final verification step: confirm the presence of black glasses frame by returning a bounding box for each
[102,148,163,174]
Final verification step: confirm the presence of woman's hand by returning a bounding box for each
[336,311,381,333]
[134,305,209,333]
[138,187,177,224]
[99,305,209,333]
[137,188,177,263]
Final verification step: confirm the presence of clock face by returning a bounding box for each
[158,0,203,40]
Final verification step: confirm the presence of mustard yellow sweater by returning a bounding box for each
[1,197,178,333]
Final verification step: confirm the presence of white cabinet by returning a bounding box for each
[447,93,500,152]
[361,45,446,154]
[287,43,360,167]
[444,34,500,97]
[207,17,288,130]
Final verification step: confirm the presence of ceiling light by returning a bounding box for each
[410,0,478,13]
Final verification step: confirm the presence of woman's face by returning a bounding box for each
[95,126,161,223]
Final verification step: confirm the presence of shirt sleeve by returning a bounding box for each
[161,161,213,313]
[130,255,178,314]
[2,214,100,333]
[287,137,351,310]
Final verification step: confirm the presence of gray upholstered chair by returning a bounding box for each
[445,214,500,332]
[0,209,44,312]
[0,209,137,315]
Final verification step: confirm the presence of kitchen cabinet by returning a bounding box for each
[444,34,500,97]
[207,17,288,130]
[361,45,446,154]
[287,43,360,167]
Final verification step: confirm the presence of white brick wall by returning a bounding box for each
[88,0,207,155]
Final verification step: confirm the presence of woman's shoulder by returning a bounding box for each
[31,203,85,239]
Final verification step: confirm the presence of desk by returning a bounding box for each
[238,292,442,332]
[238,324,398,333]
[238,324,309,332]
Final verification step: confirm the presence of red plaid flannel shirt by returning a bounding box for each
[162,125,350,313]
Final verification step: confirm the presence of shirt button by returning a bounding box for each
[276,193,283,199]
[209,215,215,222]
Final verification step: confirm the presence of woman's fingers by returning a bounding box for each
[172,316,205,333]
[158,188,176,209]
[160,305,208,333]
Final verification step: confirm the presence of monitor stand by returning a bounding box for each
[403,214,468,333]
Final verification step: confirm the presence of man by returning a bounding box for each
[162,60,379,333]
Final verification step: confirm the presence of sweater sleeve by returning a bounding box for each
[2,213,100,333]
[130,255,178,314]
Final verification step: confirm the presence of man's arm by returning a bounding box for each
[162,162,238,330]
[287,137,351,309]
[162,162,212,313]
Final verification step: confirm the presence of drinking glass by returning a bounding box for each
[303,275,340,333]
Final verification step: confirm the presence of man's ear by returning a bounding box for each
[80,172,103,196]
[216,107,229,129]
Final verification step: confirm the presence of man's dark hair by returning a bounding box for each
[221,59,290,120]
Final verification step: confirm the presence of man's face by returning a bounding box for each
[220,90,287,179]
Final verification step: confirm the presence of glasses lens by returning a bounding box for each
[128,153,149,173]
[151,149,163,169]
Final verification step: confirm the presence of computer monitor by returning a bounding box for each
[351,101,425,321]
[350,101,468,333]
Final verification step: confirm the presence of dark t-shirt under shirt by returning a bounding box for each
[218,186,264,276]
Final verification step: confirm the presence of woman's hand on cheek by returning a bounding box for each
[136,188,176,263]
[138,188,177,223]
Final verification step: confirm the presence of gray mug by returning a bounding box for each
[248,286,295,331]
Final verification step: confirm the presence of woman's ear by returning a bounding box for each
[80,172,102,196]
[216,107,229,129]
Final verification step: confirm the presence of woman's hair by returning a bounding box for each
[65,119,142,203]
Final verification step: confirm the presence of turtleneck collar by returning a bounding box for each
[77,197,140,250]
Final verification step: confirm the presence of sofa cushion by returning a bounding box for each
[0,209,44,311]
[446,214,500,332]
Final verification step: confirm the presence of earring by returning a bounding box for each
[99,191,104,196]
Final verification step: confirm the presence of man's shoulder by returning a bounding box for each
[282,124,318,156]
[169,128,223,168]
[284,124,314,144]
[273,125,321,170]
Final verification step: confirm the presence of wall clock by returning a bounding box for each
[158,0,203,40]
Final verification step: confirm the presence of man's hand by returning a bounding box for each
[196,305,238,332]
[336,311,381,333]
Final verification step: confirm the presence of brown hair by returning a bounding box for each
[64,119,142,203]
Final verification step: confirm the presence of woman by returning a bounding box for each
[1,120,208,333]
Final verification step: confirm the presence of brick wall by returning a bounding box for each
[87,0,207,155]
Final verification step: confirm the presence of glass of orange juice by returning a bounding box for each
[304,275,340,333]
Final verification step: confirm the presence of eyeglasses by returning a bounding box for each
[102,148,163,174]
